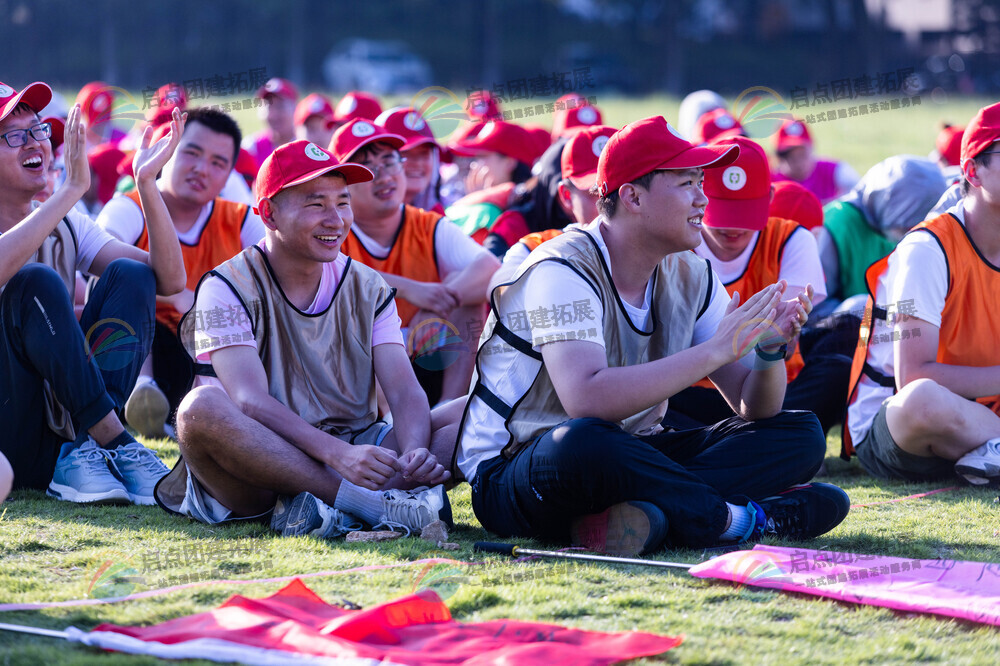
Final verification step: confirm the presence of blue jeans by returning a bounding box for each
[0,259,155,490]
[471,411,825,548]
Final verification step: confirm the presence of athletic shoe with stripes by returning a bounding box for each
[271,492,363,538]
[47,439,130,505]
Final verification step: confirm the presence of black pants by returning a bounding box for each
[151,320,194,419]
[471,411,825,548]
[0,260,155,490]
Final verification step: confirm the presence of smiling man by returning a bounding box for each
[456,116,850,557]
[156,140,453,538]
[98,107,265,437]
[0,81,186,505]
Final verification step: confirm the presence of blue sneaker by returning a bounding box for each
[570,501,668,556]
[108,441,170,505]
[746,483,850,541]
[47,439,130,505]
[271,492,363,538]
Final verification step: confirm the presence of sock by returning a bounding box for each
[719,502,754,541]
[104,430,138,450]
[333,480,384,525]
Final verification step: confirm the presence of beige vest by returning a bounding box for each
[468,228,713,459]
[180,246,395,439]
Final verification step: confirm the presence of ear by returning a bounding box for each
[556,182,573,209]
[963,158,980,187]
[257,198,278,230]
[617,182,642,214]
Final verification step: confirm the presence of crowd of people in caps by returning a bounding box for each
[1,74,998,556]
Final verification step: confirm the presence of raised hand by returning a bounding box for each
[767,283,814,348]
[709,283,784,364]
[61,105,89,194]
[133,107,186,184]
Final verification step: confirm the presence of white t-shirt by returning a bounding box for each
[456,223,730,481]
[9,206,118,275]
[191,249,403,393]
[693,226,827,304]
[97,194,265,248]
[220,170,254,206]
[847,203,953,443]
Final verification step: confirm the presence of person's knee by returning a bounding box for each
[541,417,615,465]
[7,264,71,305]
[176,386,231,450]
[891,378,964,439]
[772,410,826,467]
[103,258,156,295]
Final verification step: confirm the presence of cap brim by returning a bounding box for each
[0,82,53,122]
[566,171,599,190]
[344,133,406,161]
[776,136,811,153]
[284,163,375,190]
[703,193,770,231]
[657,143,740,170]
[42,116,65,150]
[401,136,438,152]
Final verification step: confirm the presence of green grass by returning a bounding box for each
[2,430,999,665]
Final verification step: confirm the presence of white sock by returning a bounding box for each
[720,502,754,541]
[333,481,383,525]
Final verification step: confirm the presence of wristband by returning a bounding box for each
[754,343,788,362]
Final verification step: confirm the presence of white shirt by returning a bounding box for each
[97,194,265,248]
[9,206,118,275]
[456,223,730,481]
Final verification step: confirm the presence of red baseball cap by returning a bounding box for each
[0,81,52,123]
[525,125,552,164]
[597,116,739,197]
[148,83,187,120]
[255,140,373,209]
[961,102,1000,164]
[116,150,136,179]
[935,124,963,166]
[328,118,405,163]
[769,180,823,231]
[256,78,299,101]
[465,90,502,120]
[561,125,617,190]
[775,118,812,154]
[444,121,485,160]
[375,107,437,151]
[294,93,335,127]
[552,99,604,139]
[455,120,538,166]
[88,143,127,206]
[75,82,115,126]
[42,116,65,151]
[235,148,259,181]
[332,91,382,124]
[692,108,744,146]
[703,136,771,231]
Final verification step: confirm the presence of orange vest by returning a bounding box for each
[128,191,248,331]
[695,217,805,388]
[518,228,564,253]
[843,212,1000,458]
[340,204,442,327]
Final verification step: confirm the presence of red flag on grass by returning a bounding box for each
[73,578,681,664]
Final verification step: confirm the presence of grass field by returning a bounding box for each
[3,94,998,663]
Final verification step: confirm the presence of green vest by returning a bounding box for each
[823,201,895,298]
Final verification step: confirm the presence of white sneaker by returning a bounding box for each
[373,486,451,535]
[271,492,363,538]
[108,441,170,505]
[47,439,130,504]
[124,382,170,439]
[954,439,1000,486]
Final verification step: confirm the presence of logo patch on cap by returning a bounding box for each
[478,122,496,139]
[311,99,325,113]
[265,79,281,92]
[352,121,375,138]
[403,111,426,131]
[340,96,358,114]
[591,135,609,157]
[576,106,598,125]
[715,114,735,130]
[785,122,804,136]
[722,166,747,191]
[304,143,330,161]
[665,122,684,139]
[0,84,14,98]
[92,94,109,113]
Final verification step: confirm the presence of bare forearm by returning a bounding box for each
[900,361,1000,400]
[237,391,349,465]
[136,178,186,295]
[386,389,431,454]
[0,188,83,288]
[734,360,787,420]
[443,254,499,305]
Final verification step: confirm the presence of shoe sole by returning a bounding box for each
[571,503,653,557]
[273,492,323,536]
[954,462,1000,486]
[125,384,170,439]
[47,482,130,505]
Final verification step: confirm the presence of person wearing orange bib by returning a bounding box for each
[844,103,1000,485]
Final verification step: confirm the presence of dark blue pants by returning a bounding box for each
[471,411,825,548]
[0,259,155,490]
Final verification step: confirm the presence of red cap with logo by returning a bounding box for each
[75,81,115,126]
[465,90,502,121]
[0,81,52,123]
[256,78,299,101]
[561,125,617,190]
[454,120,538,166]
[328,118,405,163]
[42,116,65,151]
[255,140,373,209]
[692,108,744,146]
[961,102,1000,164]
[775,118,812,153]
[375,107,436,151]
[597,116,739,197]
[294,93,335,128]
[703,136,771,231]
[769,180,823,231]
[88,143,127,206]
[935,125,963,166]
[332,91,382,124]
[552,98,604,139]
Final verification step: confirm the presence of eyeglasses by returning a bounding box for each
[0,122,52,148]
[360,157,406,179]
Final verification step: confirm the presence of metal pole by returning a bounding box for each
[474,542,693,570]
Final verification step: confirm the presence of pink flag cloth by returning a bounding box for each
[689,545,1000,626]
[79,578,681,665]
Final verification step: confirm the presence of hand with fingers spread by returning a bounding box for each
[398,448,451,486]
[767,283,814,349]
[134,107,186,184]
[60,105,90,195]
[334,445,401,490]
[708,283,784,365]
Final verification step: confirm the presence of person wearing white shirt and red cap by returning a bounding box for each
[243,77,299,170]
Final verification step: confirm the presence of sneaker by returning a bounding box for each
[748,483,851,541]
[108,441,170,505]
[47,439,130,505]
[124,382,170,439]
[570,501,668,556]
[954,439,1000,486]
[271,492,363,538]
[372,486,452,535]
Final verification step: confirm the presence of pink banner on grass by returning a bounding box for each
[688,545,1000,626]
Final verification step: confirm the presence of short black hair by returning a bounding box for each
[590,170,660,219]
[962,151,993,195]
[350,141,401,164]
[184,107,241,166]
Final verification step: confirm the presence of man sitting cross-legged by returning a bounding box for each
[155,140,453,536]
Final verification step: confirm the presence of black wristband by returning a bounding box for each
[754,343,788,362]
